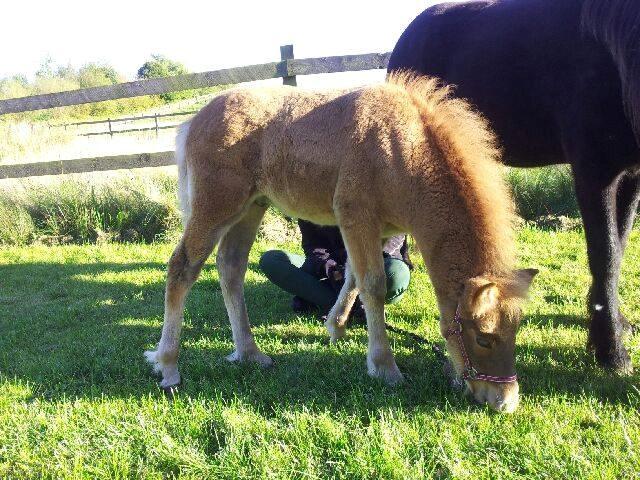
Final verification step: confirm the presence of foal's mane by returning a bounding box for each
[582,0,640,145]
[387,72,516,276]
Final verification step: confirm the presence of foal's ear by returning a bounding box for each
[508,268,539,298]
[468,281,499,317]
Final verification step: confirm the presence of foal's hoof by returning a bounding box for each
[161,382,180,400]
[367,360,405,386]
[144,350,181,388]
[324,316,347,344]
[225,350,274,368]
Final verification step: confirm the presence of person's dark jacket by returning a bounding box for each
[298,220,413,290]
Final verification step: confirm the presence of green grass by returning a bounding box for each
[0,228,639,479]
[507,166,578,219]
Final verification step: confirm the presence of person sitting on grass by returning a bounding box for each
[259,219,413,320]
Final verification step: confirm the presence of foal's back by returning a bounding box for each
[187,82,431,228]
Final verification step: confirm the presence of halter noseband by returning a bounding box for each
[444,307,518,384]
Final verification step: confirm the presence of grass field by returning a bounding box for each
[1,228,639,479]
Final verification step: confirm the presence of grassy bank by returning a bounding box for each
[0,175,181,245]
[0,228,639,478]
[0,166,583,247]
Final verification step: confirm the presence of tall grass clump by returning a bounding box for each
[0,196,35,245]
[28,177,181,243]
[0,175,182,245]
[507,165,579,220]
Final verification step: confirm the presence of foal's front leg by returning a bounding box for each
[340,223,404,385]
[324,263,359,343]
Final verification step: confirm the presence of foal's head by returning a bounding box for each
[446,269,538,413]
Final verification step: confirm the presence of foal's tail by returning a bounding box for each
[582,0,640,145]
[175,121,192,225]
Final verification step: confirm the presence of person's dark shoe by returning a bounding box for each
[291,296,316,314]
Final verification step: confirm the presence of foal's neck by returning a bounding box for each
[413,201,514,301]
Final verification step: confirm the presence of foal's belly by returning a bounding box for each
[259,188,406,237]
[258,174,338,227]
[267,195,338,227]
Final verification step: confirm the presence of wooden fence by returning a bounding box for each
[53,111,198,138]
[0,45,390,179]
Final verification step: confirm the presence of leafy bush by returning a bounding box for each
[1,57,231,128]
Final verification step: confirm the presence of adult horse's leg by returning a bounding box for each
[324,263,359,343]
[339,221,404,385]
[615,172,640,250]
[572,164,632,373]
[144,213,227,388]
[217,202,273,366]
[614,171,640,332]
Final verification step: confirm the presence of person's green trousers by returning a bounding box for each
[259,250,411,312]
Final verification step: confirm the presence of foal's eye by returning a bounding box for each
[476,336,493,349]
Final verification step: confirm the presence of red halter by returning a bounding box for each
[444,307,518,384]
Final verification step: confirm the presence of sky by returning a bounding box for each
[0,0,445,87]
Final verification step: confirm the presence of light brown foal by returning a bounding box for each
[145,73,536,412]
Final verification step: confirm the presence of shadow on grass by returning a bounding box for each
[521,313,588,329]
[0,260,637,412]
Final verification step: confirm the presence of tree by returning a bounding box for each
[77,63,121,88]
[137,54,187,79]
[137,55,189,102]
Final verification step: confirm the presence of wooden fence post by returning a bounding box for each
[280,45,297,86]
[108,118,113,138]
[154,113,159,138]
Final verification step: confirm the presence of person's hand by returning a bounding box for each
[332,269,344,283]
[327,263,346,292]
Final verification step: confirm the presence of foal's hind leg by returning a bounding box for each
[216,203,273,366]
[339,222,404,385]
[145,217,226,388]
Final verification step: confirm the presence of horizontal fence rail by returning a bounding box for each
[0,46,391,179]
[52,110,198,128]
[0,51,390,115]
[81,124,179,137]
[52,110,199,138]
[0,151,175,179]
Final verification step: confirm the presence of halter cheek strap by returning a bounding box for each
[444,307,518,384]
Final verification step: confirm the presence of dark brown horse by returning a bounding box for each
[388,0,640,373]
